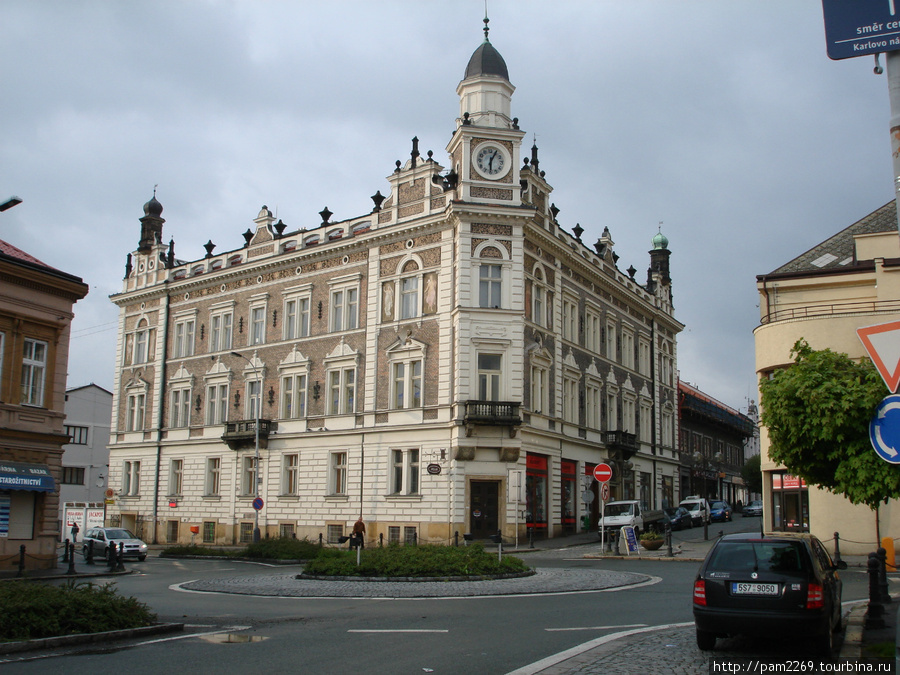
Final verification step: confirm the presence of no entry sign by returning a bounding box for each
[593,463,613,483]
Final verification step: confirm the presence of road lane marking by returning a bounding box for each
[348,629,449,633]
[546,623,647,632]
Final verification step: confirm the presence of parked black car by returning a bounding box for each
[662,506,693,531]
[693,533,845,655]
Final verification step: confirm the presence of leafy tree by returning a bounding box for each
[759,339,899,509]
[741,453,762,495]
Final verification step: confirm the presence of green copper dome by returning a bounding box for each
[652,230,669,250]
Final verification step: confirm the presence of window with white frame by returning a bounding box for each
[126,391,146,431]
[392,360,422,409]
[391,448,420,495]
[282,453,298,495]
[585,306,601,354]
[479,263,502,308]
[246,378,262,419]
[622,393,636,434]
[169,459,183,495]
[132,319,149,365]
[661,407,674,447]
[330,451,347,495]
[530,354,550,415]
[206,383,229,425]
[205,457,221,496]
[585,378,602,429]
[173,315,195,358]
[122,460,141,496]
[530,267,548,328]
[640,400,652,442]
[250,306,266,346]
[329,277,360,332]
[621,328,635,370]
[562,295,578,343]
[563,370,579,424]
[477,353,503,401]
[281,372,307,419]
[638,336,651,376]
[327,367,356,415]
[241,455,258,496]
[170,387,191,428]
[21,338,47,406]
[660,345,674,386]
[399,271,419,320]
[606,387,619,430]
[209,308,233,352]
[606,320,618,360]
[283,287,312,340]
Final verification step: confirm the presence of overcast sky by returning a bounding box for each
[1,1,894,414]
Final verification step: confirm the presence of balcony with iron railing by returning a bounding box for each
[222,419,276,451]
[461,400,522,439]
[760,298,900,325]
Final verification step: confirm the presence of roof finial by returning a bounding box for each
[483,3,490,43]
[153,184,158,198]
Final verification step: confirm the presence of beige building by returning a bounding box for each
[107,28,682,547]
[0,238,88,570]
[754,200,900,554]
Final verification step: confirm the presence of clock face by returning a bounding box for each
[475,144,508,178]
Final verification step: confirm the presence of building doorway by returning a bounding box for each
[469,480,499,538]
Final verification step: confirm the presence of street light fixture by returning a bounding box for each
[0,196,22,212]
[231,350,262,543]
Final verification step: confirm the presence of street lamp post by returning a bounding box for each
[231,351,261,543]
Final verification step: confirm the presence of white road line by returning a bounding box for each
[546,623,647,632]
[348,629,449,633]
[505,622,694,675]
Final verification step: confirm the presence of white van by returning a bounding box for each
[679,496,710,526]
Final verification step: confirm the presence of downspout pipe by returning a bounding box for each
[152,281,171,544]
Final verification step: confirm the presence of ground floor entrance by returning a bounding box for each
[469,480,499,539]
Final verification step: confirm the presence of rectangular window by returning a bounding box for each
[169,459,183,495]
[250,306,266,345]
[389,526,401,544]
[133,329,148,364]
[173,319,195,358]
[585,309,601,354]
[279,523,296,538]
[242,456,258,496]
[327,523,344,544]
[586,382,601,429]
[638,337,651,376]
[247,379,262,419]
[562,297,578,342]
[400,276,419,319]
[21,338,47,406]
[331,451,347,495]
[205,457,221,496]
[170,388,191,428]
[331,288,359,332]
[202,521,216,543]
[563,375,578,424]
[404,526,417,545]
[328,367,355,415]
[210,311,233,352]
[606,320,618,360]
[621,330,635,370]
[64,425,89,444]
[206,383,228,425]
[640,402,652,443]
[126,393,145,431]
[281,373,307,419]
[623,396,636,434]
[392,360,422,409]
[123,460,140,496]
[282,453,299,495]
[606,391,618,430]
[239,522,254,543]
[530,364,549,414]
[284,297,310,339]
[477,353,502,401]
[62,466,85,485]
[533,285,545,328]
[479,264,502,308]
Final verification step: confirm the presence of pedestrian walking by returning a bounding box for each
[70,522,79,542]
[352,517,366,549]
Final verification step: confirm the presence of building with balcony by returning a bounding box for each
[0,239,88,570]
[755,200,900,552]
[107,23,682,546]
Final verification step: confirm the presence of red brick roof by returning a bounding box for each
[0,238,57,271]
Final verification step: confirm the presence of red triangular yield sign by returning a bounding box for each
[857,321,900,393]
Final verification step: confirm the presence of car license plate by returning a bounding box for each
[732,582,778,596]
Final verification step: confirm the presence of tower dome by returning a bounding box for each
[652,230,669,250]
[464,40,509,81]
[143,193,163,218]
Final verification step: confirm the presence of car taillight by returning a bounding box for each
[693,579,707,606]
[806,583,824,609]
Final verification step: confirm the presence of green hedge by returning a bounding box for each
[0,581,156,642]
[162,536,321,560]
[302,543,530,577]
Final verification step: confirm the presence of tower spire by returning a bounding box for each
[483,5,490,43]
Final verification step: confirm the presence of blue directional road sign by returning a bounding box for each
[822,0,900,60]
[869,394,900,463]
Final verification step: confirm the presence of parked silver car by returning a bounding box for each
[81,527,148,561]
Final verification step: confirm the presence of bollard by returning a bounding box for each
[529,527,534,549]
[107,542,117,572]
[86,540,94,565]
[866,553,886,629]
[833,532,842,565]
[61,538,70,563]
[379,532,384,548]
[17,545,25,577]
[666,525,673,557]
[882,537,896,572]
[454,531,459,547]
[116,542,126,572]
[318,533,323,548]
[878,547,892,604]
[66,542,77,575]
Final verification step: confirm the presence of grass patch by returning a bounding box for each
[864,641,895,659]
[0,580,156,642]
[302,543,531,578]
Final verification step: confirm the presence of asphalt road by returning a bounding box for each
[0,516,874,675]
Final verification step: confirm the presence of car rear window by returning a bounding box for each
[707,541,807,574]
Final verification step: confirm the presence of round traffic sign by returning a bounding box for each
[870,394,900,464]
[600,482,610,502]
[581,490,594,504]
[592,463,613,483]
[252,497,264,511]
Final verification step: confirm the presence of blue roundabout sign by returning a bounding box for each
[869,394,900,464]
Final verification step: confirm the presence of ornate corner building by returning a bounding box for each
[108,24,683,546]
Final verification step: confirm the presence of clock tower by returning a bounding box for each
[447,17,525,206]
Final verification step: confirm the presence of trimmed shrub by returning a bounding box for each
[244,537,321,560]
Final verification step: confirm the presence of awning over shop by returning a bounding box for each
[0,461,55,492]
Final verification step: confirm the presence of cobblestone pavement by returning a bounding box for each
[177,566,655,598]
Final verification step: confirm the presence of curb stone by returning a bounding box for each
[0,623,185,655]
